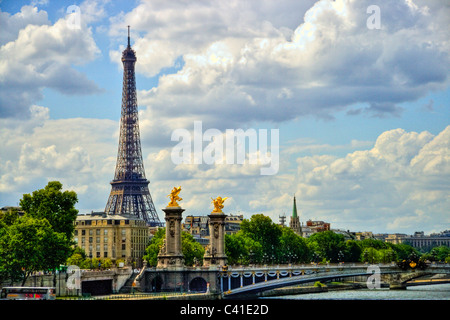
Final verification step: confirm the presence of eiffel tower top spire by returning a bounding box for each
[122,26,136,64]
[127,25,130,47]
[104,27,161,226]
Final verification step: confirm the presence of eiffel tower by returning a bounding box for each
[104,27,162,226]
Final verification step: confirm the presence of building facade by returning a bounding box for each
[306,220,330,233]
[183,214,243,239]
[74,213,149,267]
[384,231,450,249]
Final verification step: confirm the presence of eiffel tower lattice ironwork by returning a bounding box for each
[104,27,161,226]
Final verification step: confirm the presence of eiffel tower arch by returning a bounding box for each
[104,27,162,227]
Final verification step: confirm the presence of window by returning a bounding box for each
[96,229,100,236]
[82,230,86,236]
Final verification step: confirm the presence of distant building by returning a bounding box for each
[403,231,450,249]
[300,225,314,238]
[184,215,209,238]
[183,214,243,239]
[74,212,149,267]
[385,231,450,249]
[0,206,24,216]
[225,214,244,235]
[385,233,408,245]
[355,231,374,240]
[374,233,389,242]
[306,219,330,233]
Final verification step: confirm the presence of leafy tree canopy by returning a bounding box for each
[0,181,78,285]
[20,181,78,240]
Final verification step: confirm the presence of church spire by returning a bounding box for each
[289,195,302,237]
[292,195,298,218]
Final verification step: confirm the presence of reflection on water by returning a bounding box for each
[268,283,450,300]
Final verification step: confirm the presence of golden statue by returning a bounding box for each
[167,186,182,207]
[211,196,228,213]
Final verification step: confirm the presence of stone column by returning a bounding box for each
[203,212,227,267]
[157,206,185,269]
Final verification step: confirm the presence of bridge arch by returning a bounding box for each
[189,277,208,292]
[150,275,163,292]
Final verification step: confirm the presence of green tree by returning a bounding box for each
[225,232,262,265]
[393,243,417,261]
[0,215,72,285]
[240,214,282,262]
[359,238,386,250]
[20,181,78,240]
[279,227,309,263]
[344,240,362,262]
[182,232,205,266]
[379,248,396,263]
[0,182,78,285]
[66,253,85,267]
[144,228,165,267]
[307,231,346,263]
[226,215,310,265]
[361,247,379,263]
[429,246,450,262]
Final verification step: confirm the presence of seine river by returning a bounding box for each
[269,283,450,300]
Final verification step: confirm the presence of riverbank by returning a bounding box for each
[266,283,450,300]
[258,282,368,298]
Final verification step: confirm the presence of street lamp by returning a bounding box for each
[312,252,320,265]
[249,249,254,266]
[338,251,344,265]
[263,253,268,266]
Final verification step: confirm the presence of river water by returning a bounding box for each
[269,283,450,300]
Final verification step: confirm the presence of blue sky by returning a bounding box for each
[0,0,449,234]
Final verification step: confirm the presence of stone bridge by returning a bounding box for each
[220,264,450,297]
[136,263,450,297]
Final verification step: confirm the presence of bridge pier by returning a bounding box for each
[203,211,227,267]
[389,282,407,290]
[157,206,185,269]
[140,268,221,294]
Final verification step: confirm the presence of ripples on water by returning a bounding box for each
[270,283,450,300]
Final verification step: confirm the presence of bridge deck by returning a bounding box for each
[220,264,450,297]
